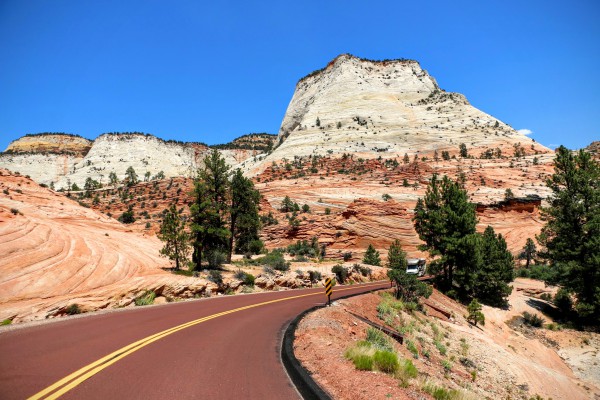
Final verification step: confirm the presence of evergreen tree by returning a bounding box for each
[280,195,294,212]
[433,149,439,162]
[363,244,381,266]
[459,143,468,158]
[538,146,600,322]
[189,180,211,271]
[158,204,189,270]
[229,169,261,260]
[413,174,477,291]
[125,166,138,186]
[467,299,485,326]
[385,239,431,301]
[388,267,432,302]
[192,149,231,268]
[521,238,537,268]
[403,153,410,164]
[386,239,407,271]
[475,226,514,306]
[109,171,118,187]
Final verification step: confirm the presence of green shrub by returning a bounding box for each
[65,304,81,315]
[345,341,375,371]
[1,319,12,325]
[366,327,393,351]
[331,264,348,283]
[422,381,461,400]
[308,270,322,282]
[135,290,156,306]
[441,359,452,372]
[258,251,290,271]
[434,340,447,355]
[207,270,223,284]
[397,358,418,385]
[522,311,544,327]
[10,208,19,215]
[243,273,255,286]
[234,269,247,280]
[406,340,419,358]
[373,350,399,373]
[206,250,226,269]
[553,288,573,315]
[540,292,552,301]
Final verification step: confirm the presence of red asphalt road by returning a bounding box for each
[0,281,389,400]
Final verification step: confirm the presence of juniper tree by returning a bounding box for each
[363,244,381,266]
[413,174,477,292]
[538,146,600,322]
[229,168,261,260]
[386,239,407,271]
[521,238,537,268]
[125,166,138,186]
[158,204,189,270]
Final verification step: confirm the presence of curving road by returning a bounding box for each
[0,281,388,400]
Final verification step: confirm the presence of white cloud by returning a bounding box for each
[517,128,533,135]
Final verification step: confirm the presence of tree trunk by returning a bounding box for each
[228,216,236,264]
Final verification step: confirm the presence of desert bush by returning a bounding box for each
[396,358,418,387]
[308,270,322,282]
[135,290,156,306]
[366,327,393,351]
[522,311,544,327]
[65,304,81,315]
[343,251,352,261]
[406,339,419,359]
[1,319,12,325]
[553,288,573,315]
[331,264,348,283]
[258,251,290,271]
[373,350,399,373]
[206,250,226,269]
[207,270,223,285]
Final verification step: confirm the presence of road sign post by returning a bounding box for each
[324,277,333,306]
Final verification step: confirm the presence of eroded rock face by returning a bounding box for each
[0,133,270,190]
[0,169,208,323]
[253,54,551,172]
[5,133,92,156]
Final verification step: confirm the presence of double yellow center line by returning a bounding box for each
[29,282,384,399]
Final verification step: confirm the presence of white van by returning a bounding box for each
[406,258,426,276]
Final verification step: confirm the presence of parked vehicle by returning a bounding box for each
[406,258,426,276]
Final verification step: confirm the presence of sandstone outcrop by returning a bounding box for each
[252,54,551,173]
[0,170,209,323]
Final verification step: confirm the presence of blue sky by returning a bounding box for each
[0,0,598,151]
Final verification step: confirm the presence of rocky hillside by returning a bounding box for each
[0,132,269,190]
[5,133,92,155]
[252,54,550,172]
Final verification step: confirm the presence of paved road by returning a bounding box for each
[0,281,388,399]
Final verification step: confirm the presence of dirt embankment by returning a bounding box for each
[294,278,600,400]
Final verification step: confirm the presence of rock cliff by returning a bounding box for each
[253,54,550,172]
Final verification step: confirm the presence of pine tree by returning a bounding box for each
[189,180,211,271]
[467,299,485,326]
[363,244,381,266]
[433,149,439,162]
[190,150,231,271]
[125,166,138,186]
[386,239,407,271]
[413,174,477,291]
[158,204,189,270]
[475,226,514,306]
[109,171,118,187]
[521,238,537,268]
[538,146,600,322]
[229,168,261,260]
[403,153,410,164]
[459,143,468,158]
[280,195,294,212]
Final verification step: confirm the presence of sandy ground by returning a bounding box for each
[295,278,600,400]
